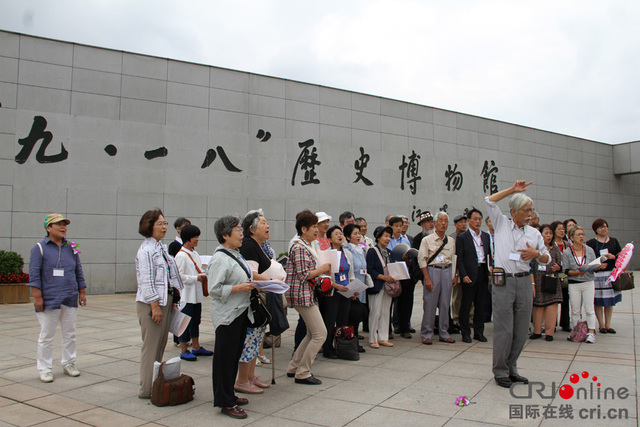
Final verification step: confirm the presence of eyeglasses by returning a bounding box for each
[155,221,168,226]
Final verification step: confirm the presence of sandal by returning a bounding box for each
[257,354,272,364]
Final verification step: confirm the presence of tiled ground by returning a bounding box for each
[0,282,638,426]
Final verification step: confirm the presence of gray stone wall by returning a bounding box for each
[1,30,639,294]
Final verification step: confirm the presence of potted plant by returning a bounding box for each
[0,250,31,304]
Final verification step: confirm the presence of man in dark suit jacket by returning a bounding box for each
[456,208,492,343]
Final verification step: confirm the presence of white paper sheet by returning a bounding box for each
[318,249,340,273]
[254,280,290,294]
[153,356,181,381]
[169,307,191,337]
[337,278,369,298]
[388,261,410,280]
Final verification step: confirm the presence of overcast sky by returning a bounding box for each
[1,0,638,144]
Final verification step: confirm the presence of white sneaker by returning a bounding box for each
[585,333,596,343]
[39,372,54,383]
[63,364,81,377]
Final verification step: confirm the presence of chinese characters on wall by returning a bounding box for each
[13,115,499,195]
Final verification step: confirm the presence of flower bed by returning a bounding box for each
[0,272,29,283]
[0,252,31,304]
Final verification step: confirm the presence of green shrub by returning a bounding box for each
[0,251,24,275]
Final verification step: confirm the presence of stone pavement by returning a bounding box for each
[0,283,638,427]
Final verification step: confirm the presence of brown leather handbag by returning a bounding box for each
[151,362,195,407]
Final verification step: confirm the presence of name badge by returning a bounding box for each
[360,269,367,275]
[435,255,445,263]
[600,249,609,256]
[53,268,65,277]
[538,265,547,271]
[339,274,346,281]
[509,252,521,261]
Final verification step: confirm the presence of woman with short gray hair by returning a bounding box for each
[208,215,256,419]
[562,226,597,344]
[235,209,273,394]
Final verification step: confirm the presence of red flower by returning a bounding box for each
[0,271,29,283]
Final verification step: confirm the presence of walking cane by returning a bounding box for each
[271,336,276,385]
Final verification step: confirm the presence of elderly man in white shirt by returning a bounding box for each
[486,180,549,389]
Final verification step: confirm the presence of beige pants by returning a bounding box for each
[136,295,172,398]
[288,305,326,380]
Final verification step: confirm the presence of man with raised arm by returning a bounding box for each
[486,180,549,389]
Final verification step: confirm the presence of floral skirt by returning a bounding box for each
[594,271,622,307]
[239,325,267,362]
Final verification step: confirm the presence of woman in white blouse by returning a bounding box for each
[174,225,213,361]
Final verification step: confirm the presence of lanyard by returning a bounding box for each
[570,246,585,266]
[339,251,348,272]
[56,245,63,268]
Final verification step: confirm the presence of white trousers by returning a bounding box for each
[368,290,392,343]
[36,306,77,373]
[569,281,596,330]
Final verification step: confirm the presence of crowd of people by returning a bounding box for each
[26,179,627,419]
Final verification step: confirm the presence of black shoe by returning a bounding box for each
[473,334,487,342]
[495,377,512,388]
[509,374,529,384]
[462,335,472,343]
[545,335,554,342]
[323,352,338,359]
[408,327,416,333]
[561,326,572,333]
[358,345,366,353]
[287,372,295,378]
[295,375,322,385]
[529,333,542,340]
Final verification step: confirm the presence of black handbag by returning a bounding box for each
[334,326,359,361]
[541,274,560,293]
[248,289,271,328]
[612,270,634,291]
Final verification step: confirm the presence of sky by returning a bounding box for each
[0,0,638,144]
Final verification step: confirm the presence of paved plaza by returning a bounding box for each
[0,283,638,426]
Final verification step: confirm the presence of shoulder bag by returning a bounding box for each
[612,269,634,291]
[179,249,208,297]
[218,248,271,328]
[541,273,560,293]
[373,247,402,298]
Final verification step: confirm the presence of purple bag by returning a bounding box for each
[568,321,588,342]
